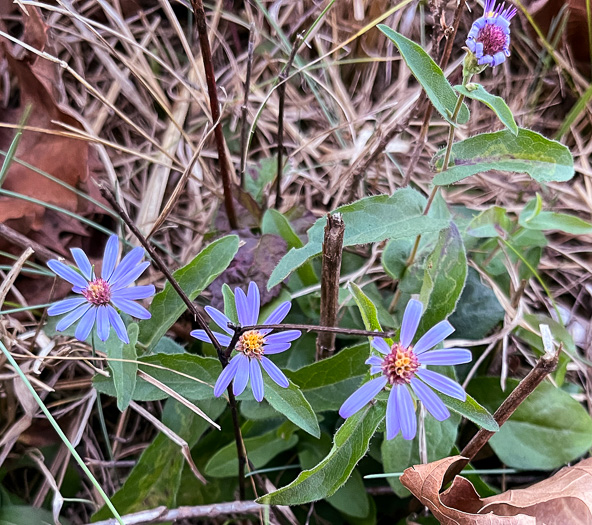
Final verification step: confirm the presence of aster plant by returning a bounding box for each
[47,235,154,344]
[339,299,471,441]
[191,281,301,402]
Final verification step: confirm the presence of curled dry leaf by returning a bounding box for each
[401,455,592,524]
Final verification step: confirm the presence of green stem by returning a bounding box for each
[0,340,124,525]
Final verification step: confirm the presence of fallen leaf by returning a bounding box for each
[400,455,592,524]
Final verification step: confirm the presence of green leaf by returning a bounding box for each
[107,323,138,411]
[269,189,449,288]
[0,505,60,525]
[466,206,512,238]
[257,404,384,506]
[221,283,238,323]
[262,209,317,286]
[205,427,298,478]
[519,197,592,234]
[92,398,225,521]
[94,354,220,402]
[433,128,574,186]
[454,84,518,134]
[468,378,592,470]
[348,282,383,333]
[286,343,368,412]
[378,26,469,126]
[382,412,460,496]
[418,223,467,332]
[440,391,498,432]
[245,157,277,203]
[138,235,239,351]
[262,374,320,437]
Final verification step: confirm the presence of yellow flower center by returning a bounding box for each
[382,343,419,385]
[237,330,265,359]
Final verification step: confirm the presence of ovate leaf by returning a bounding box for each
[433,128,574,185]
[107,323,138,411]
[455,84,518,134]
[441,392,498,432]
[378,25,470,125]
[519,196,592,234]
[257,403,384,506]
[139,235,239,351]
[349,282,384,333]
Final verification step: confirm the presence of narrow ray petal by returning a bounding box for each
[190,330,232,346]
[339,377,387,419]
[386,387,401,440]
[113,285,155,300]
[418,349,472,366]
[71,248,93,280]
[411,378,450,421]
[372,338,390,355]
[400,299,423,348]
[262,301,291,327]
[246,281,260,325]
[233,355,250,396]
[101,235,119,280]
[365,355,383,366]
[234,287,250,326]
[111,297,151,320]
[413,321,454,354]
[396,385,417,440]
[107,305,129,344]
[260,357,289,388]
[250,359,264,401]
[109,247,145,286]
[75,307,97,342]
[110,261,149,291]
[262,342,291,354]
[264,330,301,344]
[96,306,110,341]
[204,306,234,334]
[47,260,88,289]
[214,355,241,397]
[48,297,86,316]
[416,369,466,401]
[56,303,91,331]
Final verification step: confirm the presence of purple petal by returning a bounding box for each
[410,378,450,421]
[113,285,155,300]
[110,261,149,291]
[204,306,234,335]
[56,303,91,331]
[260,356,289,388]
[400,299,423,348]
[234,287,250,326]
[396,385,417,440]
[372,338,390,355]
[365,355,383,366]
[47,260,88,289]
[190,330,232,347]
[250,358,264,402]
[232,354,250,396]
[264,330,301,344]
[96,306,110,341]
[263,342,291,354]
[108,247,145,287]
[418,349,472,366]
[262,301,291,327]
[339,376,387,419]
[101,235,119,280]
[75,306,97,342]
[214,355,241,397]
[246,282,260,325]
[370,366,382,375]
[416,369,466,401]
[107,305,129,344]
[413,321,454,354]
[71,248,93,280]
[48,297,86,316]
[110,297,151,320]
[386,386,401,440]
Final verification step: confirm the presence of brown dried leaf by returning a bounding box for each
[400,454,592,524]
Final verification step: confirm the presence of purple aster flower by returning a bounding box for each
[47,235,155,344]
[191,281,300,402]
[339,299,472,441]
[466,0,517,67]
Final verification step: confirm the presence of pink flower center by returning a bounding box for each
[82,278,111,306]
[477,22,507,56]
[382,343,419,385]
[237,330,265,359]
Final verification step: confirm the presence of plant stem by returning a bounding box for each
[99,184,247,499]
[189,0,237,229]
[239,25,256,188]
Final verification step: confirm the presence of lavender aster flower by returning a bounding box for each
[47,235,154,344]
[339,299,472,440]
[466,0,517,67]
[191,281,300,402]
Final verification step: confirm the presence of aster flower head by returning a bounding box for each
[47,235,155,344]
[466,0,517,68]
[191,282,300,402]
[339,299,472,441]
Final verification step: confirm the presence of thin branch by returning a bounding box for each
[230,323,396,339]
[275,34,303,209]
[239,25,256,188]
[189,0,237,229]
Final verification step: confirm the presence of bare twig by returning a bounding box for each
[316,214,345,360]
[231,323,396,339]
[189,0,237,229]
[275,34,303,209]
[0,223,59,262]
[239,25,256,188]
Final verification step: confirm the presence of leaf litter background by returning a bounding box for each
[0,0,592,523]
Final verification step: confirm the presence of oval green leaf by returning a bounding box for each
[454,84,518,134]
